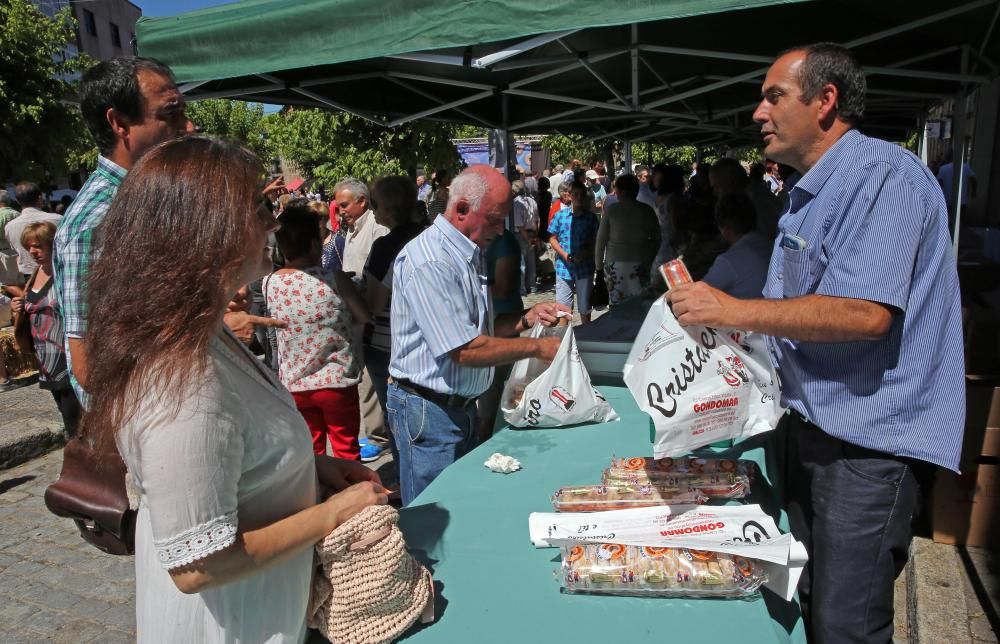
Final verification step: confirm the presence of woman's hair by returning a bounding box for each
[81,136,269,452]
[372,175,418,226]
[307,200,327,217]
[19,221,57,249]
[431,169,452,191]
[275,205,321,261]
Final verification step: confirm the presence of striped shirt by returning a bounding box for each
[763,129,965,471]
[389,216,493,397]
[52,155,127,404]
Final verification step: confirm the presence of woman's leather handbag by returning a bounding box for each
[44,434,136,556]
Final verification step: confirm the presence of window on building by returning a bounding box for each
[110,22,121,48]
[83,9,97,36]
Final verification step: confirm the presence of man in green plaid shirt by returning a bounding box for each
[53,57,194,403]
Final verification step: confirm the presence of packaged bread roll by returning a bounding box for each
[561,544,766,598]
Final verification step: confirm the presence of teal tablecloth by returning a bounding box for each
[398,383,805,643]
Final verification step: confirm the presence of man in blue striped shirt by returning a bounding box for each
[388,165,568,505]
[669,44,964,643]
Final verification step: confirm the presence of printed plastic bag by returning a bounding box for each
[622,297,783,458]
[502,324,618,427]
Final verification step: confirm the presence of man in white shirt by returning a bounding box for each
[333,177,391,461]
[335,178,389,276]
[635,165,657,209]
[4,182,61,281]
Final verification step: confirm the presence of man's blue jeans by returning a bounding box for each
[785,414,933,643]
[386,382,477,506]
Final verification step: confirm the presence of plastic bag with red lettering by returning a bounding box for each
[622,297,783,458]
[501,324,618,428]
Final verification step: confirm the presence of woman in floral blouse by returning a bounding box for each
[266,204,369,459]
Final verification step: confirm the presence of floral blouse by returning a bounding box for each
[264,266,360,392]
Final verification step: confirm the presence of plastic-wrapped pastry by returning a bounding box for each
[610,456,755,476]
[561,544,766,598]
[551,484,708,512]
[603,456,754,499]
[601,470,750,499]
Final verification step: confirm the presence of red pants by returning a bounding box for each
[292,386,361,460]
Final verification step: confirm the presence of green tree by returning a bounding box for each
[185,99,276,162]
[0,0,94,182]
[541,134,604,167]
[268,108,461,186]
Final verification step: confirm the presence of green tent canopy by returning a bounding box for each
[137,0,1000,146]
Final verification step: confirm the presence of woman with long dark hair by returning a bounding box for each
[83,137,387,643]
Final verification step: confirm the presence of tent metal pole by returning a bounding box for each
[288,87,386,125]
[388,53,466,66]
[507,49,625,90]
[178,80,208,94]
[185,83,285,101]
[503,89,634,112]
[624,134,632,174]
[387,89,495,127]
[844,0,996,48]
[919,118,930,165]
[510,106,590,130]
[489,46,629,72]
[631,24,640,111]
[474,29,579,68]
[579,123,650,145]
[554,39,629,106]
[952,47,972,253]
[643,68,767,109]
[386,77,499,129]
[384,72,494,91]
[639,57,701,119]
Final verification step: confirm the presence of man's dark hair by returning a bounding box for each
[275,205,321,261]
[613,174,640,200]
[715,193,757,236]
[634,164,649,175]
[80,57,175,155]
[14,182,43,207]
[781,43,866,124]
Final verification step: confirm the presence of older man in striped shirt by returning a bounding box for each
[388,165,567,505]
[670,44,964,643]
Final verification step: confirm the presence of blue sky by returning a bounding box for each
[134,0,232,18]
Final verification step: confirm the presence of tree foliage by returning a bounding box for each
[267,108,462,187]
[185,99,276,162]
[0,0,94,182]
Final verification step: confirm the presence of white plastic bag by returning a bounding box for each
[622,297,783,458]
[502,324,618,427]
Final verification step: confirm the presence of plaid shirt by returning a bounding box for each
[547,206,599,280]
[52,156,126,403]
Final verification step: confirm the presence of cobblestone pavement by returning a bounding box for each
[0,449,137,643]
[0,444,397,642]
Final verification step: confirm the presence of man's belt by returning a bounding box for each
[393,378,478,409]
